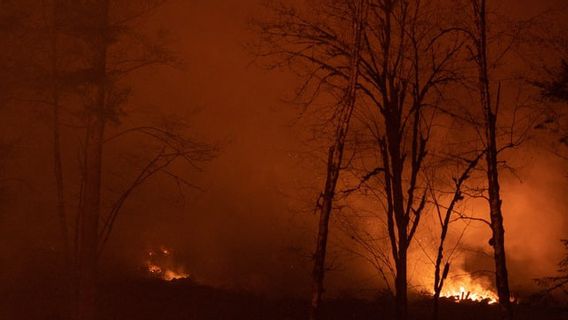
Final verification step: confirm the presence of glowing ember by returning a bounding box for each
[438,277,498,304]
[163,269,190,281]
[144,246,190,281]
[147,263,162,274]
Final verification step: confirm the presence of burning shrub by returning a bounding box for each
[144,246,190,281]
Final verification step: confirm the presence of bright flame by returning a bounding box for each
[147,262,162,274]
[438,276,498,304]
[144,246,190,281]
[163,269,190,281]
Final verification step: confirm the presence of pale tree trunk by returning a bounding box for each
[474,0,512,318]
[77,1,109,319]
[309,1,367,319]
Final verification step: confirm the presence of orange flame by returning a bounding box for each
[145,246,190,281]
[438,275,498,304]
[163,269,190,281]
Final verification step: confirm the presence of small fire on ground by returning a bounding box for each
[438,276,498,304]
[145,246,190,281]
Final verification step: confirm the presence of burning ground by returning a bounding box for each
[4,271,568,320]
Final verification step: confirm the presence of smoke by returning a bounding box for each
[492,151,568,289]
[1,0,567,303]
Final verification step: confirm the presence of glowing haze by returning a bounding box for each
[0,0,567,302]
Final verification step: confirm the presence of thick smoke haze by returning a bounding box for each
[1,0,568,305]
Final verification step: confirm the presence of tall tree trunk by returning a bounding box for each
[77,2,109,319]
[432,203,452,320]
[432,262,449,320]
[49,4,73,319]
[393,159,408,320]
[310,152,338,320]
[394,162,408,320]
[77,87,106,320]
[394,246,408,320]
[77,116,104,320]
[475,1,512,318]
[49,0,70,267]
[431,153,483,320]
[386,108,411,320]
[309,2,366,319]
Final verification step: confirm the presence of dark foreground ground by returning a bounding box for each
[3,277,568,320]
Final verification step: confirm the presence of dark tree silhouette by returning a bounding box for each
[255,1,463,319]
[430,151,484,320]
[253,2,370,319]
[539,61,568,102]
[470,1,513,317]
[308,2,367,319]
[534,60,568,156]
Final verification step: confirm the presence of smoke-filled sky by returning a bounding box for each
[1,0,567,299]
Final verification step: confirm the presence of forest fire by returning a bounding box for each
[145,247,190,281]
[438,276,498,304]
[3,0,568,319]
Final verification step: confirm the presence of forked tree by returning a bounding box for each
[470,1,513,317]
[44,1,216,319]
[254,1,368,318]
[255,1,463,319]
[430,151,485,320]
[309,2,367,319]
[357,3,463,318]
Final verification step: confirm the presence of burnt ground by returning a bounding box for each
[3,276,568,320]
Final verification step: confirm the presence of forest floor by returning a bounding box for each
[3,277,568,320]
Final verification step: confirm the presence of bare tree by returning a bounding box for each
[533,37,568,302]
[355,2,463,318]
[44,1,214,319]
[309,2,367,319]
[537,60,568,103]
[430,151,484,320]
[253,1,369,318]
[70,3,111,318]
[1,1,215,318]
[534,60,568,161]
[470,1,513,317]
[254,1,463,319]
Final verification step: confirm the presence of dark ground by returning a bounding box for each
[3,273,568,320]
